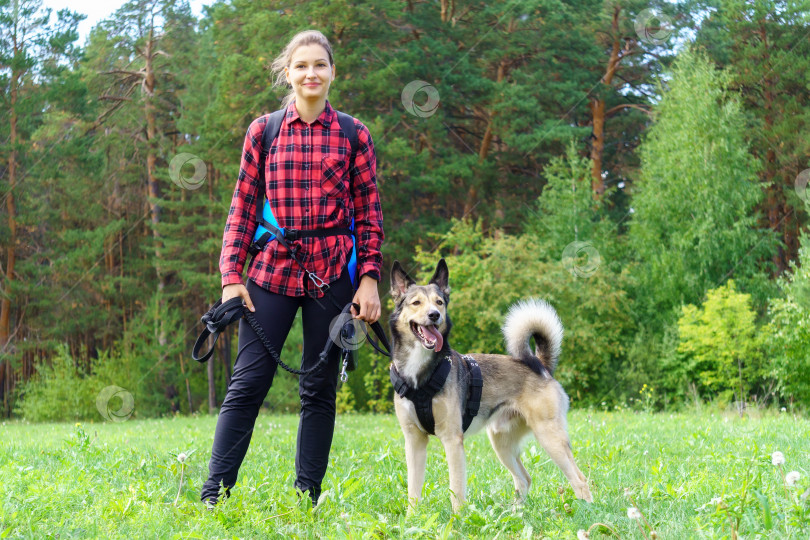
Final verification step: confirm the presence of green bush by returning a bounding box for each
[673,280,767,406]
[13,344,104,422]
[766,233,810,407]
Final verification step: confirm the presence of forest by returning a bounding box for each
[1,0,809,420]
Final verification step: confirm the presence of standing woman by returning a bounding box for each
[201,29,384,507]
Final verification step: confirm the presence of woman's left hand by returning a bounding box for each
[351,275,381,323]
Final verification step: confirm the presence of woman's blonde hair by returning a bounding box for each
[271,30,335,109]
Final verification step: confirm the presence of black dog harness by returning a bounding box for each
[389,352,483,435]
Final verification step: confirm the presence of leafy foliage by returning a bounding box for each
[766,233,810,405]
[673,280,766,405]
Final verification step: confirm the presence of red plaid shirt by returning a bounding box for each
[220,100,384,296]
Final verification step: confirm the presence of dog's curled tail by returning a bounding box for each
[502,298,563,376]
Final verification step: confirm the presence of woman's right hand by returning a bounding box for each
[222,283,255,312]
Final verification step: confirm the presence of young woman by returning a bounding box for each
[201,29,384,507]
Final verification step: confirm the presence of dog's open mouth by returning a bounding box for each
[410,322,443,351]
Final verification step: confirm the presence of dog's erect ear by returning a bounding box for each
[390,261,415,301]
[430,258,450,297]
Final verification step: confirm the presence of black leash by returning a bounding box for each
[192,297,390,379]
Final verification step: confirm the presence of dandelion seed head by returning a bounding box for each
[627,507,641,519]
[781,407,787,412]
[710,497,722,505]
[772,451,785,466]
[624,487,632,497]
[786,471,801,486]
[577,530,590,540]
[177,452,187,463]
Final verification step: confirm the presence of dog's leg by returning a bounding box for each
[440,433,466,512]
[402,424,429,512]
[487,422,532,501]
[529,419,593,502]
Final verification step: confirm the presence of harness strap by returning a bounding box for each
[461,355,483,432]
[389,353,483,435]
[389,358,452,435]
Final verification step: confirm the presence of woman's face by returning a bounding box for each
[285,43,335,104]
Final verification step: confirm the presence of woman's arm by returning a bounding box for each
[219,118,266,289]
[350,122,384,322]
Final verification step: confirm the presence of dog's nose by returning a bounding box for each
[428,310,440,322]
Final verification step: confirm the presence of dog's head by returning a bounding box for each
[389,259,451,352]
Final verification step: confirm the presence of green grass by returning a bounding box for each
[1,409,808,538]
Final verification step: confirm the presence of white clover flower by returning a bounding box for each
[577,530,589,540]
[177,452,187,463]
[710,497,722,505]
[627,507,641,519]
[772,451,785,466]
[786,471,801,486]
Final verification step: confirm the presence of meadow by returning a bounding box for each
[1,408,808,539]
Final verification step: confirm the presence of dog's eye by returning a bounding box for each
[436,299,444,306]
[411,300,421,306]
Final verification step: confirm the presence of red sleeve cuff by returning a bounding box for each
[221,271,244,288]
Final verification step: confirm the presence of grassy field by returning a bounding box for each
[1,408,808,539]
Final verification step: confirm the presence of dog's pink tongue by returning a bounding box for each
[421,325,443,351]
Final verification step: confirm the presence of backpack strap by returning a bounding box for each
[336,111,359,166]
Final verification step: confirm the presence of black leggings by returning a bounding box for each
[200,270,353,504]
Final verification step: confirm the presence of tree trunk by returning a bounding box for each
[589,5,622,199]
[758,22,786,275]
[207,165,218,412]
[463,55,508,217]
[1,51,20,417]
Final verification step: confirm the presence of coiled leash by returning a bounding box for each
[192,297,390,380]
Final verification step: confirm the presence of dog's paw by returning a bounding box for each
[575,485,594,503]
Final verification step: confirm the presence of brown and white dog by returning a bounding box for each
[389,259,593,512]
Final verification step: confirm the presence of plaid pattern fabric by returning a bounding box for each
[220,100,384,296]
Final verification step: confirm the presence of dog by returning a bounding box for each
[388,259,593,512]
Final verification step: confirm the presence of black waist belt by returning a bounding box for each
[248,220,353,257]
[390,353,482,435]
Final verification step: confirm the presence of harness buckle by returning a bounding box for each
[284,228,300,241]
